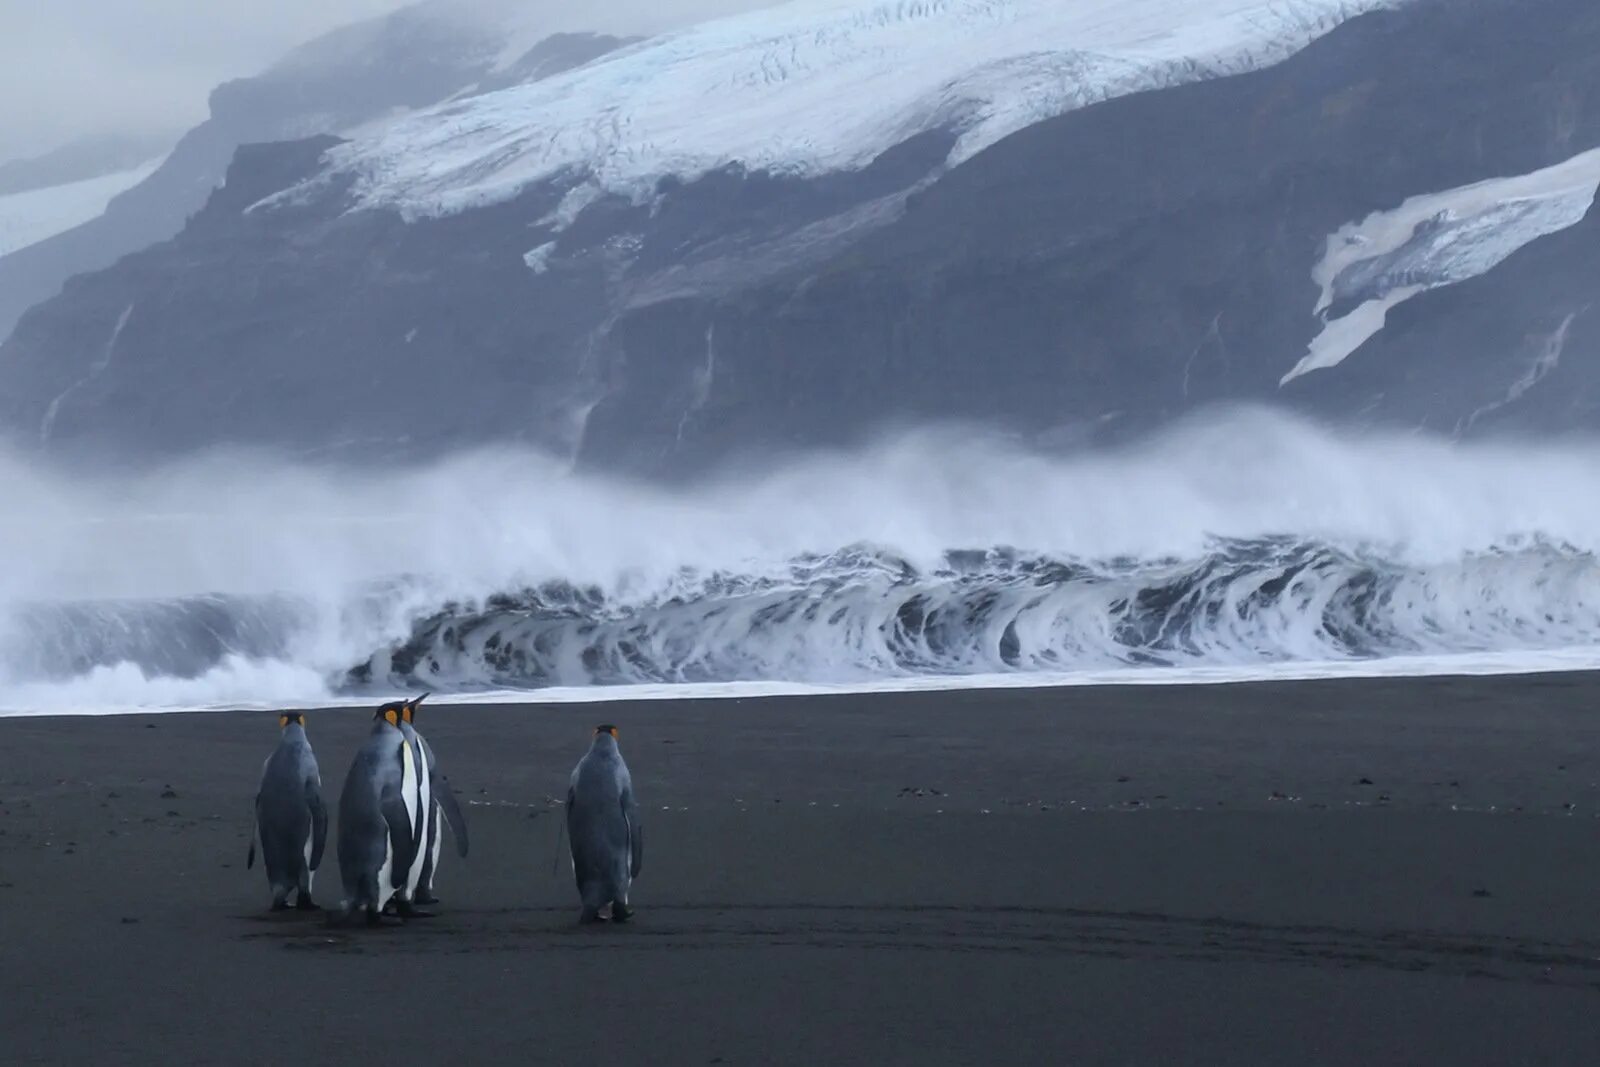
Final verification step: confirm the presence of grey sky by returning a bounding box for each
[0,0,772,166]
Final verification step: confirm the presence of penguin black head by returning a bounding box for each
[594,724,619,740]
[400,692,430,724]
[375,701,407,727]
[278,712,305,729]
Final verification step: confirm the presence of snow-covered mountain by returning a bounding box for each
[0,2,638,343]
[2,0,1597,474]
[316,0,1402,218]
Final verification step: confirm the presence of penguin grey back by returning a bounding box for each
[249,713,327,910]
[336,702,421,923]
[566,725,642,922]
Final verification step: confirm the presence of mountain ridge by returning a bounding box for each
[2,0,1596,477]
[0,7,635,343]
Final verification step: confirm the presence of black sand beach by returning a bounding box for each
[3,673,1600,1065]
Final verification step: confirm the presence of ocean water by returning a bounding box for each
[4,407,1599,715]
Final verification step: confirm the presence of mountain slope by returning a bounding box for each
[1,0,1596,474]
[315,0,1402,218]
[0,4,633,343]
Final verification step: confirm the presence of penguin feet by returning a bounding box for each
[365,907,383,928]
[269,900,291,913]
[610,902,634,923]
[394,900,436,920]
[414,891,440,906]
[295,895,321,912]
[578,907,604,925]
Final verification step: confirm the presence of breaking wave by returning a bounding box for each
[4,408,1600,712]
[341,536,1600,688]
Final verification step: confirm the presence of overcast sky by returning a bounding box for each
[0,0,772,166]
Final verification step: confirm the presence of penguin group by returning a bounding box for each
[247,696,641,926]
[333,693,468,923]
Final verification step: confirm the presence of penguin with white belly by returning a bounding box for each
[567,724,643,924]
[336,701,423,925]
[398,693,469,907]
[393,700,434,916]
[247,711,327,911]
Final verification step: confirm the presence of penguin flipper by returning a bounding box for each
[431,774,470,858]
[622,787,642,879]
[380,785,416,881]
[247,839,256,869]
[306,782,329,872]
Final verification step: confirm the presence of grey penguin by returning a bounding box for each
[246,711,328,911]
[399,693,469,907]
[567,724,643,924]
[335,700,423,925]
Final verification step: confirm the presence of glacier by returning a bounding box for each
[0,157,162,258]
[319,0,1408,221]
[1283,145,1600,384]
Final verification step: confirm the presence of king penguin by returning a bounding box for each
[390,696,434,916]
[336,700,423,925]
[399,693,469,907]
[567,724,643,924]
[247,711,327,911]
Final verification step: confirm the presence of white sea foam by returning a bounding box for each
[2,407,1600,715]
[7,649,1600,719]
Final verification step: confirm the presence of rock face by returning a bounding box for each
[2,0,1598,476]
